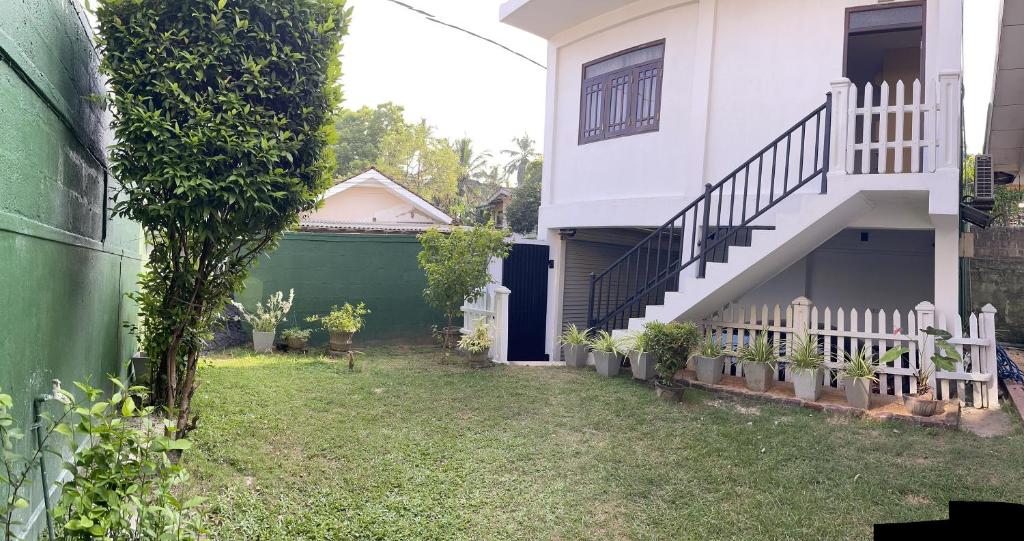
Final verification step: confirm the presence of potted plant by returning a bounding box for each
[307,302,370,354]
[589,330,623,377]
[693,331,727,385]
[840,346,878,409]
[644,321,701,401]
[560,323,592,368]
[231,289,294,353]
[737,330,777,392]
[281,327,311,351]
[625,329,657,381]
[787,333,824,401]
[459,323,493,368]
[879,327,957,417]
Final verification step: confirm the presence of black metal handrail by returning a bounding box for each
[587,94,832,331]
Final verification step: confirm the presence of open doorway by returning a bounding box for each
[844,2,925,173]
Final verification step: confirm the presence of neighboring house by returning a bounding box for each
[480,187,513,228]
[499,1,975,359]
[0,0,143,537]
[237,168,453,344]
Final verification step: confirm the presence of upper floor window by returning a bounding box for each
[579,40,664,144]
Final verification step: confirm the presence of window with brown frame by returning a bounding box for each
[579,40,665,144]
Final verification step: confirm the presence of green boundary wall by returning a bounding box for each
[238,232,447,345]
[0,1,143,536]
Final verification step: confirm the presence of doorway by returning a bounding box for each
[502,243,550,361]
[844,2,925,173]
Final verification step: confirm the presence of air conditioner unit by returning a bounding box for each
[972,154,995,211]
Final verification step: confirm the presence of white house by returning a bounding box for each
[301,168,453,233]
[499,0,972,360]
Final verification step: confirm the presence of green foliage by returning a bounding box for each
[54,380,205,540]
[506,159,542,234]
[696,331,725,358]
[644,321,701,383]
[559,324,592,347]
[280,327,312,341]
[841,347,879,382]
[97,0,350,436]
[502,134,538,185]
[738,330,777,367]
[417,226,510,348]
[376,120,462,214]
[589,330,622,354]
[307,303,370,334]
[1,387,59,540]
[787,334,824,371]
[622,330,648,354]
[231,290,295,332]
[458,324,492,355]
[333,103,408,178]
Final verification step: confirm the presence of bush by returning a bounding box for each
[643,321,701,383]
[231,290,295,332]
[308,302,370,334]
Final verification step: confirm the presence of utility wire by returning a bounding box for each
[383,0,546,70]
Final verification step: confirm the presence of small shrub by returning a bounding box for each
[589,330,622,354]
[281,327,312,341]
[644,321,701,383]
[787,333,823,371]
[559,324,592,347]
[738,330,777,367]
[307,302,370,334]
[231,290,295,332]
[459,324,492,355]
[696,330,724,358]
[841,346,878,382]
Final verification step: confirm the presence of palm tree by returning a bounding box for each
[451,137,491,197]
[502,133,537,186]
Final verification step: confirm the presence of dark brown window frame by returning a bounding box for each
[842,1,926,81]
[578,39,665,145]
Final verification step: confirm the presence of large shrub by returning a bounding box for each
[643,321,701,383]
[97,0,350,436]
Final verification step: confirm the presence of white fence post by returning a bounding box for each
[493,286,510,364]
[936,70,962,170]
[830,78,852,174]
[915,301,938,393]
[981,304,999,407]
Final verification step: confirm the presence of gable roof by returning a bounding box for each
[320,168,453,225]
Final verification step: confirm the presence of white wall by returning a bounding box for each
[307,186,439,225]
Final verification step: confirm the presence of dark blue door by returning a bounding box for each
[502,243,549,361]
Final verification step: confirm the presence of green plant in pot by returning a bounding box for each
[645,321,701,401]
[589,330,623,377]
[459,323,493,368]
[281,327,311,351]
[624,329,657,381]
[878,327,958,416]
[737,330,777,392]
[307,302,370,354]
[787,333,825,401]
[560,324,592,368]
[840,346,880,409]
[231,289,294,354]
[693,330,727,385]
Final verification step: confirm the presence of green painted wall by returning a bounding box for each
[238,232,446,345]
[0,1,143,536]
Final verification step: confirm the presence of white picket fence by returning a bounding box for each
[702,297,999,408]
[460,284,510,364]
[830,70,961,175]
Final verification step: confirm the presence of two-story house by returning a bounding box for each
[499,0,966,359]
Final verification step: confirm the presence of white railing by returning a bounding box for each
[460,284,510,364]
[702,297,999,408]
[830,70,961,175]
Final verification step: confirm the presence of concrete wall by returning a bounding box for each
[238,232,447,345]
[0,0,143,536]
[969,228,1024,344]
[536,0,963,232]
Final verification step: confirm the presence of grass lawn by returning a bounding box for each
[186,347,1024,540]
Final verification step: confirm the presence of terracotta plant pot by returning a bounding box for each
[695,354,726,384]
[903,393,943,417]
[843,377,872,409]
[790,367,823,401]
[562,344,589,368]
[742,363,774,392]
[286,337,309,351]
[591,351,621,377]
[329,331,354,352]
[252,331,275,353]
[630,351,657,381]
[655,381,684,402]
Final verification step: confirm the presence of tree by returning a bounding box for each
[452,137,491,195]
[506,159,542,234]
[502,133,538,185]
[333,102,407,177]
[97,0,350,437]
[417,225,509,359]
[376,119,462,214]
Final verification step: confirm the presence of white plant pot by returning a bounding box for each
[629,351,657,381]
[252,331,275,353]
[790,367,823,401]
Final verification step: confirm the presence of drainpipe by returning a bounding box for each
[33,380,69,541]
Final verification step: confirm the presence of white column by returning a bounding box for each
[937,70,962,170]
[493,286,511,364]
[829,79,852,174]
[544,230,566,361]
[931,214,960,317]
[981,304,999,408]
[689,0,718,183]
[915,301,937,392]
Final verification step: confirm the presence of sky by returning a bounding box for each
[339,0,547,160]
